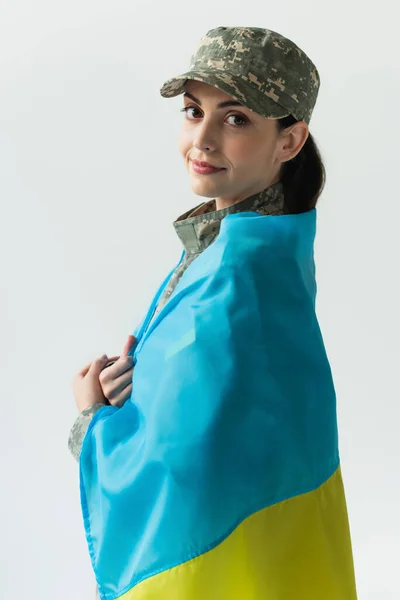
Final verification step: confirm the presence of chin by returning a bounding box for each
[189,178,221,198]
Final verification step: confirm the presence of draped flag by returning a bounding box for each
[79,209,357,599]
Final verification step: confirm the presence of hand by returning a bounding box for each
[72,354,110,413]
[99,335,136,408]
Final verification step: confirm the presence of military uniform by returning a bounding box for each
[68,180,286,462]
[70,26,357,600]
[69,181,287,600]
[68,20,317,471]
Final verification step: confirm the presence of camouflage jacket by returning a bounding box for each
[68,181,286,461]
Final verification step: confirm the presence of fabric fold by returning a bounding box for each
[79,208,357,599]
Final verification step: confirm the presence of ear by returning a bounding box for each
[280,121,309,163]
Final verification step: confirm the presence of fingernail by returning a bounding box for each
[101,354,108,361]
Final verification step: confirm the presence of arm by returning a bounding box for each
[69,335,138,461]
[68,404,106,461]
[77,235,339,598]
[68,252,184,462]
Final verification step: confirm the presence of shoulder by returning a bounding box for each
[216,209,317,267]
[202,210,317,286]
[174,210,317,306]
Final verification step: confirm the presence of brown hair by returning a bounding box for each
[276,114,326,214]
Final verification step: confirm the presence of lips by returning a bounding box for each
[192,160,225,170]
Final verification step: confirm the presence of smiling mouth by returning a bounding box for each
[191,160,226,171]
[192,161,224,169]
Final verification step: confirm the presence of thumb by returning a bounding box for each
[89,354,109,375]
[121,334,136,357]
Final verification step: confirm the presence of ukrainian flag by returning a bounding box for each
[79,209,358,599]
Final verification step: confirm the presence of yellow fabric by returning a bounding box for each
[117,466,357,600]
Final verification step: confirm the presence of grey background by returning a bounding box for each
[1,2,399,599]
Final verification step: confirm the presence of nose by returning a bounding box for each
[192,117,219,153]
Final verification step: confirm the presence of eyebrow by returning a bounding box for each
[183,91,245,109]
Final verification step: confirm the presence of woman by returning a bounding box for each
[70,26,358,600]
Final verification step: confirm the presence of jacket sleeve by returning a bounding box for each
[68,321,144,461]
[68,404,107,461]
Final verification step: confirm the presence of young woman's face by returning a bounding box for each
[178,79,308,209]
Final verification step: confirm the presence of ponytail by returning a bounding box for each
[277,114,326,214]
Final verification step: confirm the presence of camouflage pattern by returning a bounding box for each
[147,180,285,326]
[70,180,286,600]
[159,26,320,125]
[68,181,286,465]
[68,403,105,461]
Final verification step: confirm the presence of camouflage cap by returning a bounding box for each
[159,26,320,125]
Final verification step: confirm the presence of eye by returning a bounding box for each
[226,114,248,128]
[180,106,249,128]
[180,106,202,119]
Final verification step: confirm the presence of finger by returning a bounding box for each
[106,355,120,363]
[75,361,93,379]
[88,355,108,376]
[109,383,133,408]
[121,334,137,357]
[102,367,133,401]
[103,355,120,369]
[72,357,99,386]
[99,367,133,400]
[100,355,134,381]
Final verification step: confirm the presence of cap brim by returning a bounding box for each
[159,72,194,98]
[159,69,290,120]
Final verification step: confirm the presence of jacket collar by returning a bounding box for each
[173,181,285,254]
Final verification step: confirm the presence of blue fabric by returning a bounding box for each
[79,208,339,599]
[129,250,186,350]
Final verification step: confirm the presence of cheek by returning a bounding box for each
[178,128,192,158]
[231,138,273,169]
[228,139,260,167]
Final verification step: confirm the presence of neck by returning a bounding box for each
[173,181,286,256]
[215,178,281,211]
